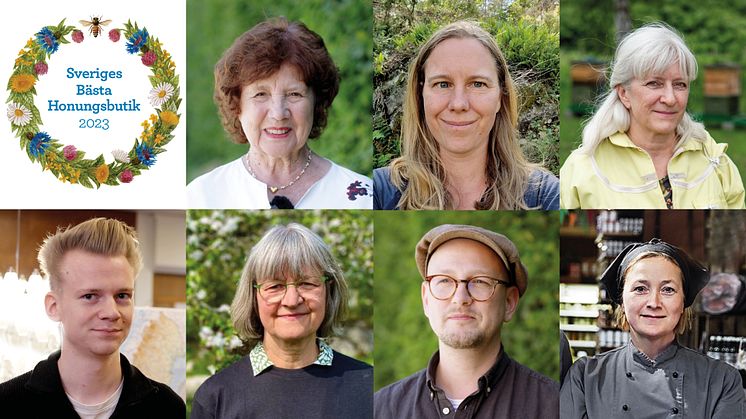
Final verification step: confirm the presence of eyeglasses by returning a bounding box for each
[254,275,330,304]
[425,274,510,302]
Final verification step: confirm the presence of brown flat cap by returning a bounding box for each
[415,224,528,295]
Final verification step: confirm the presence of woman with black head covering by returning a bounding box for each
[560,239,745,418]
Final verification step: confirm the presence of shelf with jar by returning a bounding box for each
[560,283,602,358]
[561,211,645,353]
[560,210,600,284]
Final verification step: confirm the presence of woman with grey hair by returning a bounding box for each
[191,223,372,418]
[560,23,745,209]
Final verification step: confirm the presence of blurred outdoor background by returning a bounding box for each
[187,0,373,182]
[186,210,373,412]
[374,211,559,391]
[373,0,560,175]
[561,0,746,186]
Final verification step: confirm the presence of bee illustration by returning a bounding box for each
[80,16,112,38]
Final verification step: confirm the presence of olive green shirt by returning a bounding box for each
[560,341,745,418]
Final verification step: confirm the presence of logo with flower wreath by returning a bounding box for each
[6,19,181,187]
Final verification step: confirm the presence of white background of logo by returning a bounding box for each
[0,0,186,209]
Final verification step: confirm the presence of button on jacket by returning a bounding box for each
[560,131,745,209]
[374,348,559,419]
[560,341,746,418]
[0,350,185,418]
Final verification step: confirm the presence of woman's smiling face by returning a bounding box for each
[421,37,502,159]
[622,256,684,344]
[617,63,689,140]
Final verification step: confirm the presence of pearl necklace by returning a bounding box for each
[245,148,312,193]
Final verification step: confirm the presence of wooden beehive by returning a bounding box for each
[570,60,606,116]
[570,61,606,84]
[703,65,741,117]
[704,65,740,97]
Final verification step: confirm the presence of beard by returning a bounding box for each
[437,327,485,349]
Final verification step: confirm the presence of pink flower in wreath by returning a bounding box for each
[72,30,84,43]
[34,62,48,76]
[119,169,134,183]
[63,145,77,161]
[141,51,156,66]
[109,29,121,42]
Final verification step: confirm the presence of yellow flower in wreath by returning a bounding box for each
[160,110,179,126]
[10,74,36,93]
[95,164,110,183]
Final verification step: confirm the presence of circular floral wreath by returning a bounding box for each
[6,19,181,187]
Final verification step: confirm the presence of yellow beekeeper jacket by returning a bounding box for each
[560,131,745,209]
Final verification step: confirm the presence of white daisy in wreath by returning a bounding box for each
[112,149,131,163]
[148,82,175,107]
[7,103,32,126]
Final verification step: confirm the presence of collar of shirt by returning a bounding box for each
[627,339,679,368]
[424,346,509,404]
[608,130,722,155]
[249,339,334,376]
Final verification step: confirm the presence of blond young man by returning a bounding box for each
[0,218,185,418]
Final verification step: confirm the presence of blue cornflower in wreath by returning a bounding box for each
[126,29,148,54]
[36,27,59,55]
[28,132,52,158]
[135,143,156,167]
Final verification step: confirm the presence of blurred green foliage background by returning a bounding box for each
[186,210,373,376]
[374,211,559,391]
[187,0,373,182]
[560,0,746,186]
[373,0,560,174]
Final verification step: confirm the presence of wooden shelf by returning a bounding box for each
[561,324,599,332]
[561,309,598,318]
[560,226,597,238]
[597,231,642,238]
[569,340,597,349]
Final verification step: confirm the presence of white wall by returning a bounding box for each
[135,211,185,307]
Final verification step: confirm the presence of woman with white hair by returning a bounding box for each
[560,23,745,209]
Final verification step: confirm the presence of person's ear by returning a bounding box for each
[502,286,520,323]
[45,291,61,321]
[421,281,430,319]
[616,84,631,109]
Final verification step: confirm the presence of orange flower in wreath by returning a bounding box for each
[95,164,110,183]
[160,110,179,126]
[10,74,36,93]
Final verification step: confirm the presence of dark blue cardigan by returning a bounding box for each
[373,167,559,210]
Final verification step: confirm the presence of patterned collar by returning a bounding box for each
[249,339,334,376]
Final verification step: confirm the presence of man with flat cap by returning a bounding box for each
[374,224,559,419]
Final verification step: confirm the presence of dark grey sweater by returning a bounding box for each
[191,350,373,419]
